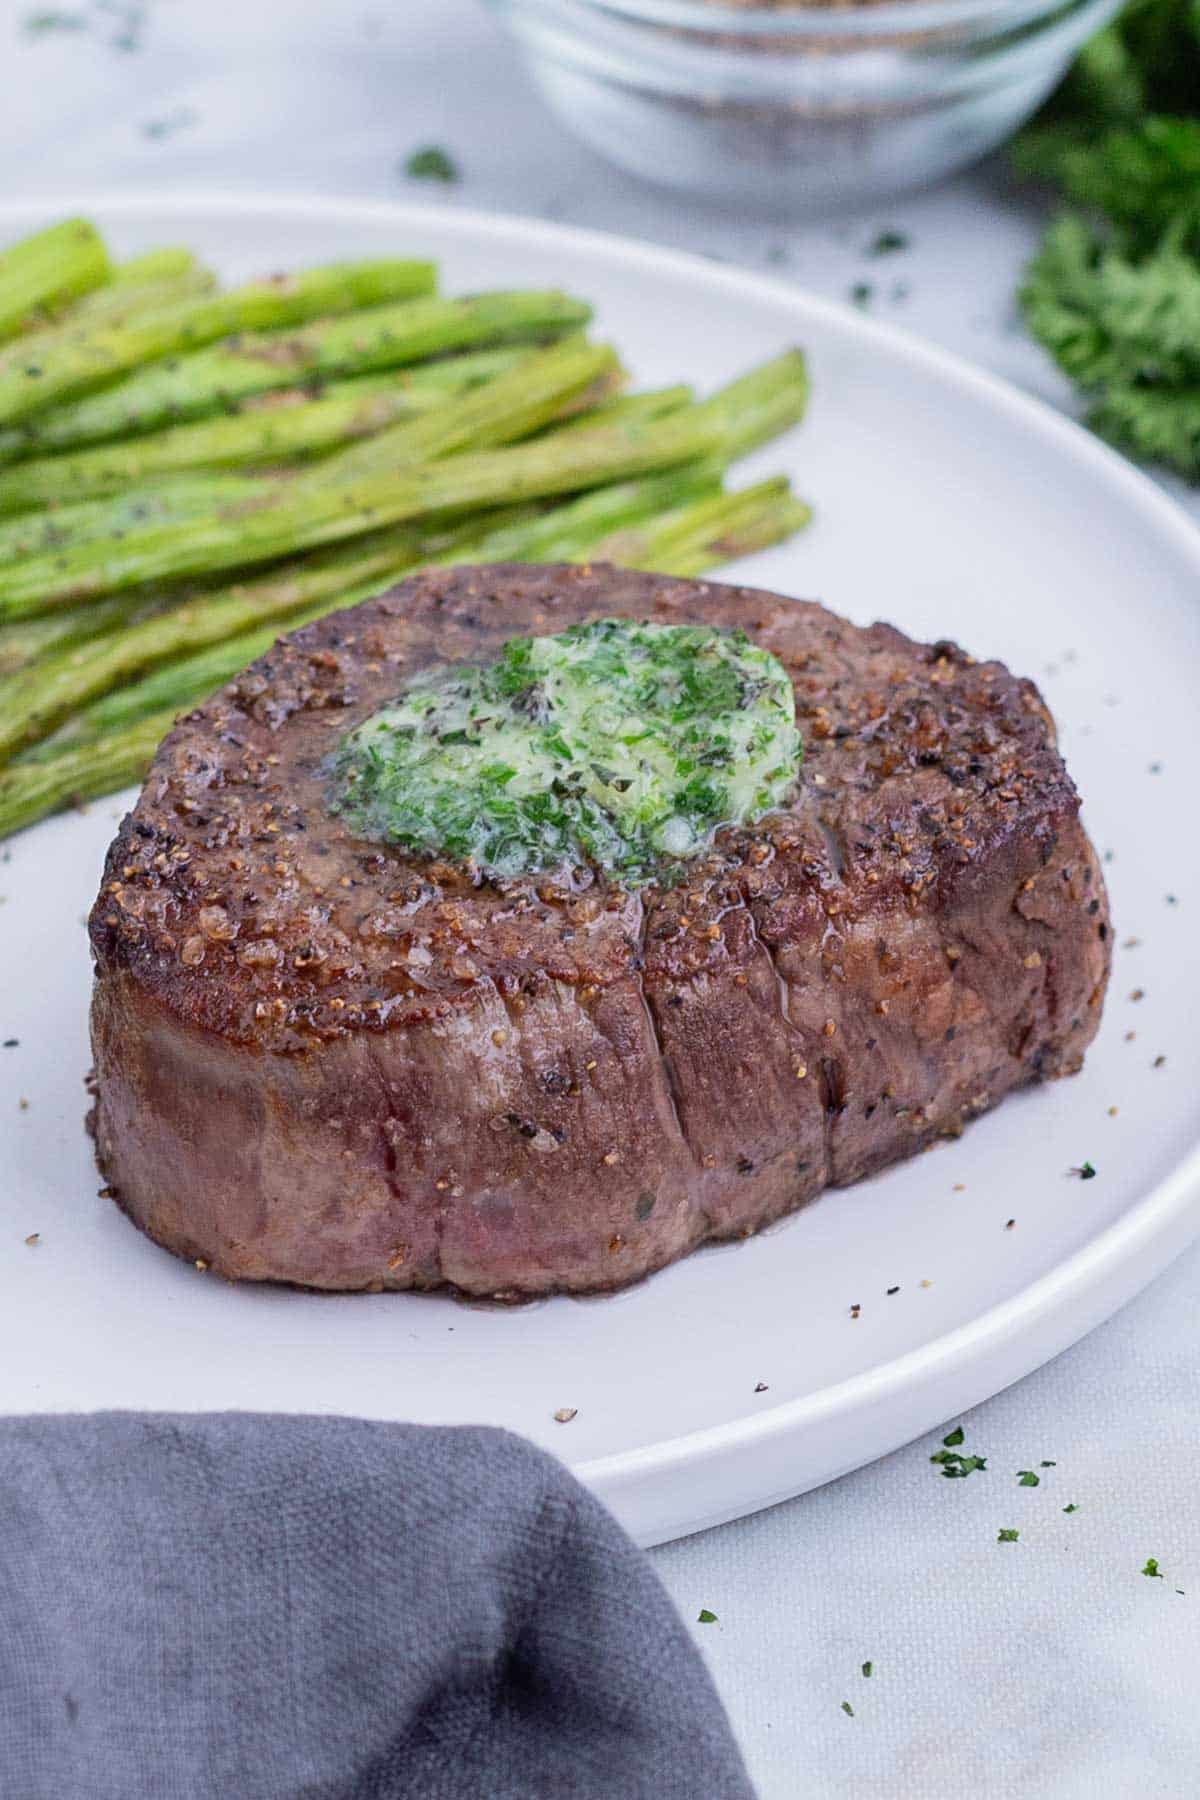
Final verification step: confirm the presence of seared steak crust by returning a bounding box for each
[89,564,1111,1295]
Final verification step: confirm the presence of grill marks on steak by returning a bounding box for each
[88,564,1110,1295]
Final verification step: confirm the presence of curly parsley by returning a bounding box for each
[1015,0,1200,480]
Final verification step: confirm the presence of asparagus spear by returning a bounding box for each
[0,218,112,342]
[0,349,538,508]
[0,530,432,760]
[5,289,591,453]
[0,257,438,424]
[327,336,621,476]
[0,495,558,761]
[0,469,258,566]
[543,385,693,439]
[34,639,288,752]
[0,592,158,677]
[0,709,178,839]
[109,249,201,286]
[430,462,723,567]
[696,350,810,461]
[0,351,806,617]
[0,335,615,562]
[0,340,627,753]
[590,476,811,576]
[9,262,215,353]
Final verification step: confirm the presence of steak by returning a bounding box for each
[88,563,1111,1297]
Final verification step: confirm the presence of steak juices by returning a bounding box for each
[88,564,1110,1296]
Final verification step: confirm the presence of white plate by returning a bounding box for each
[2,193,1198,1547]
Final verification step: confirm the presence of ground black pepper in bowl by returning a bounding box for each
[487,0,1123,213]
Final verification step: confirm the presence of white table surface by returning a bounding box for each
[2,4,1197,1795]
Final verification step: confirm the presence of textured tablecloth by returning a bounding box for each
[0,3,1196,1793]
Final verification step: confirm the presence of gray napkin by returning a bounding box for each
[0,1412,752,1800]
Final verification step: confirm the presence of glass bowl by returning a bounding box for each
[485,0,1121,214]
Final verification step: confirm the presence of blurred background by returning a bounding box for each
[0,0,1099,419]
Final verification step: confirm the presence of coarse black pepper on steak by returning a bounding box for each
[88,563,1111,1297]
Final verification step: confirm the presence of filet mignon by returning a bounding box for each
[88,563,1111,1297]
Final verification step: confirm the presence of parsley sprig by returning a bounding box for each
[1015,0,1200,480]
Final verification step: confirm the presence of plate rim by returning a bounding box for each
[4,187,1199,1509]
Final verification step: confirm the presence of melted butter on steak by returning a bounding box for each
[328,616,803,886]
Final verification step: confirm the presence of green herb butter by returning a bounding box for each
[331,617,802,885]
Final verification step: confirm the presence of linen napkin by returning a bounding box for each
[0,1412,753,1800]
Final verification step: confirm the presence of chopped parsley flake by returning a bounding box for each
[1074,1160,1097,1180]
[868,229,910,257]
[1063,1503,1080,1514]
[931,1428,987,1478]
[861,1661,873,1679]
[931,1450,988,1478]
[142,107,197,141]
[697,1608,718,1623]
[1142,1558,1164,1579]
[22,8,87,33]
[1040,1460,1057,1468]
[332,618,803,886]
[850,281,874,308]
[841,1700,855,1717]
[998,1528,1020,1543]
[1017,1470,1041,1487]
[404,145,459,183]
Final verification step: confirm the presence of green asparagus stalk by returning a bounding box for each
[543,385,693,439]
[0,338,624,749]
[0,708,178,839]
[9,261,215,353]
[6,506,536,765]
[0,218,112,341]
[0,349,540,508]
[0,388,382,508]
[327,336,622,476]
[0,335,616,563]
[0,491,574,759]
[696,350,810,461]
[0,592,159,676]
[0,257,438,424]
[35,639,288,751]
[0,413,715,616]
[0,469,259,566]
[431,462,724,567]
[109,248,201,286]
[4,289,591,454]
[57,267,216,325]
[0,351,806,618]
[0,529,434,760]
[590,476,812,576]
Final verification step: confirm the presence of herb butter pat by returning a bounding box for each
[331,617,802,884]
